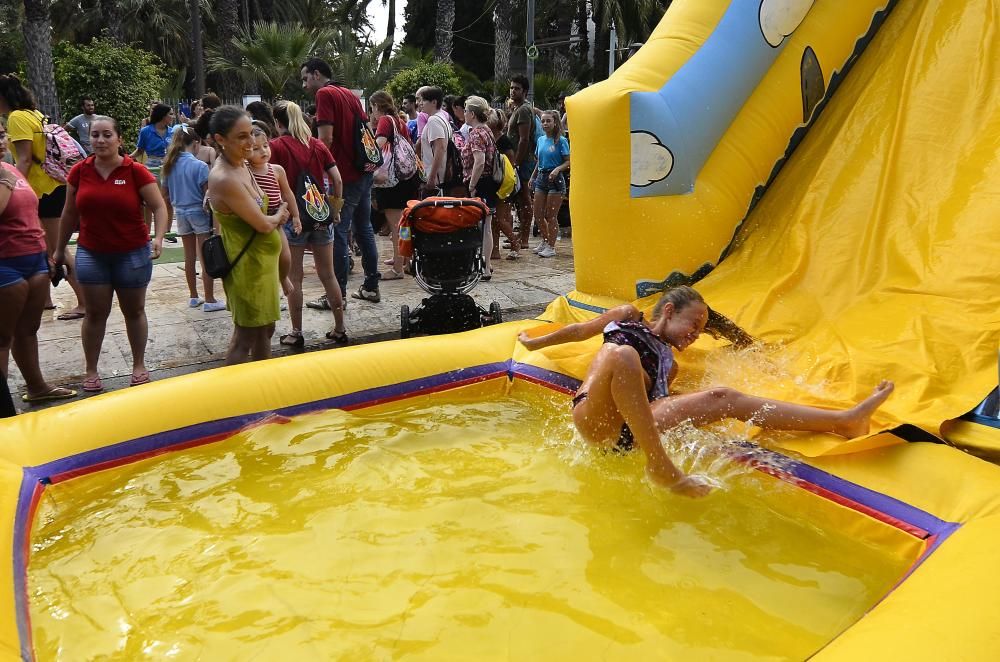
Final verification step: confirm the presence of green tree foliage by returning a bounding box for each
[207,22,332,99]
[52,38,166,147]
[386,61,461,102]
[531,73,578,109]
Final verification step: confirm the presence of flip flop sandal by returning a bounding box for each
[56,311,85,321]
[22,386,78,403]
[82,376,103,393]
[130,371,151,387]
[280,332,305,348]
[381,270,405,281]
[325,330,349,346]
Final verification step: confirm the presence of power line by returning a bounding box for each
[447,0,499,35]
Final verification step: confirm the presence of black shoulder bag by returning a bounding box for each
[203,231,255,279]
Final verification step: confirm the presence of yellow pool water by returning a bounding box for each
[27,387,921,660]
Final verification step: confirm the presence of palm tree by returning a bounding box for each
[434,0,454,63]
[215,0,243,98]
[493,1,512,99]
[379,0,396,70]
[327,29,394,95]
[189,0,206,96]
[591,0,666,78]
[207,22,332,99]
[22,0,60,119]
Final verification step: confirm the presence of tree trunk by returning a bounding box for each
[593,20,610,83]
[101,0,126,42]
[493,1,512,99]
[189,0,206,97]
[255,0,275,22]
[433,0,454,63]
[574,0,589,68]
[215,0,243,98]
[380,0,396,70]
[22,0,60,121]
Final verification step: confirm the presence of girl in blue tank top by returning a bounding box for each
[520,286,895,498]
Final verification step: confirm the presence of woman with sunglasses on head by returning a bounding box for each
[53,116,169,392]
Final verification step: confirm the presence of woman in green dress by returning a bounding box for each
[206,106,290,364]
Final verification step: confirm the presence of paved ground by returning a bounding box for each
[9,231,575,413]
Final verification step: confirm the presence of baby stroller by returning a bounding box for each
[398,197,503,338]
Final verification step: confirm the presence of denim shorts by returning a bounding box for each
[75,243,153,289]
[533,169,567,195]
[0,251,49,288]
[285,221,334,247]
[176,207,212,235]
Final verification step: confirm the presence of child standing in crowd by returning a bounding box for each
[247,121,298,301]
[161,125,226,312]
[530,110,570,258]
[131,103,176,237]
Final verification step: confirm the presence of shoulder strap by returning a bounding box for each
[229,231,257,271]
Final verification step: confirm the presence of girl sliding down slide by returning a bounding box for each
[518,286,894,498]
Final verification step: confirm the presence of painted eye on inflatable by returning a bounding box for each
[630,131,673,188]
[759,0,815,48]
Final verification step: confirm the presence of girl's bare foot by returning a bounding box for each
[837,380,895,438]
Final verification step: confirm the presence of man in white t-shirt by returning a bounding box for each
[415,85,452,196]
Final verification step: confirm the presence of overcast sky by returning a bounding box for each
[367,0,408,44]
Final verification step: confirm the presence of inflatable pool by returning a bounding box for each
[3,0,1000,658]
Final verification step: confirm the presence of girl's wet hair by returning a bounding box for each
[653,286,755,348]
[209,105,248,141]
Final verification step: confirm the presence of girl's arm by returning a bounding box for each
[209,173,287,233]
[519,305,642,351]
[139,182,169,258]
[551,153,570,179]
[53,184,81,265]
[0,167,17,215]
[273,164,301,234]
[12,141,32,179]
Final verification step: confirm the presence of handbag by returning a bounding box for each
[202,231,255,279]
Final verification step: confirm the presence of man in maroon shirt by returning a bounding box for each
[301,58,381,305]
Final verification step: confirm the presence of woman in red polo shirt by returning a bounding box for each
[53,116,169,392]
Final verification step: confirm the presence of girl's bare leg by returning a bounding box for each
[531,191,546,248]
[544,193,562,248]
[195,233,217,303]
[652,382,895,439]
[181,234,199,299]
[278,230,293,296]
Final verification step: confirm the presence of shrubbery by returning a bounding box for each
[386,61,461,103]
[53,38,167,148]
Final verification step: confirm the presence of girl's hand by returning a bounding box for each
[52,250,65,270]
[291,216,302,235]
[150,238,163,260]
[669,475,713,498]
[517,331,541,351]
[548,170,558,182]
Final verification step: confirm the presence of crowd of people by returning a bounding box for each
[0,64,571,410]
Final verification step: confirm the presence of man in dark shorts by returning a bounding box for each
[506,75,537,252]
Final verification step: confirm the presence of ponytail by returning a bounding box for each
[162,125,198,179]
[274,100,311,146]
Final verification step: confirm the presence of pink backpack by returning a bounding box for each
[35,112,83,183]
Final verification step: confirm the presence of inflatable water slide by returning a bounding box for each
[2,0,999,658]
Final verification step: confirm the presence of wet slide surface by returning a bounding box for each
[28,391,917,659]
[700,0,1000,436]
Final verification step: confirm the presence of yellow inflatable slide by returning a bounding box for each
[1,0,999,659]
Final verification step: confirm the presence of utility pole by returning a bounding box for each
[526,0,535,101]
[609,19,617,77]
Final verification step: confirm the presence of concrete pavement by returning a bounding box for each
[9,231,575,413]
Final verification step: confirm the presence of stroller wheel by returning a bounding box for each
[400,304,411,338]
[489,302,502,326]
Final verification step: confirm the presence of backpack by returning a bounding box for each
[295,148,332,232]
[33,112,83,184]
[328,85,383,174]
[493,152,519,200]
[374,118,418,189]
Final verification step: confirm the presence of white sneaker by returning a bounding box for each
[204,301,227,312]
[533,241,549,254]
[538,245,556,258]
[188,297,204,308]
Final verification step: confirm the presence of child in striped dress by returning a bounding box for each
[248,122,299,297]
